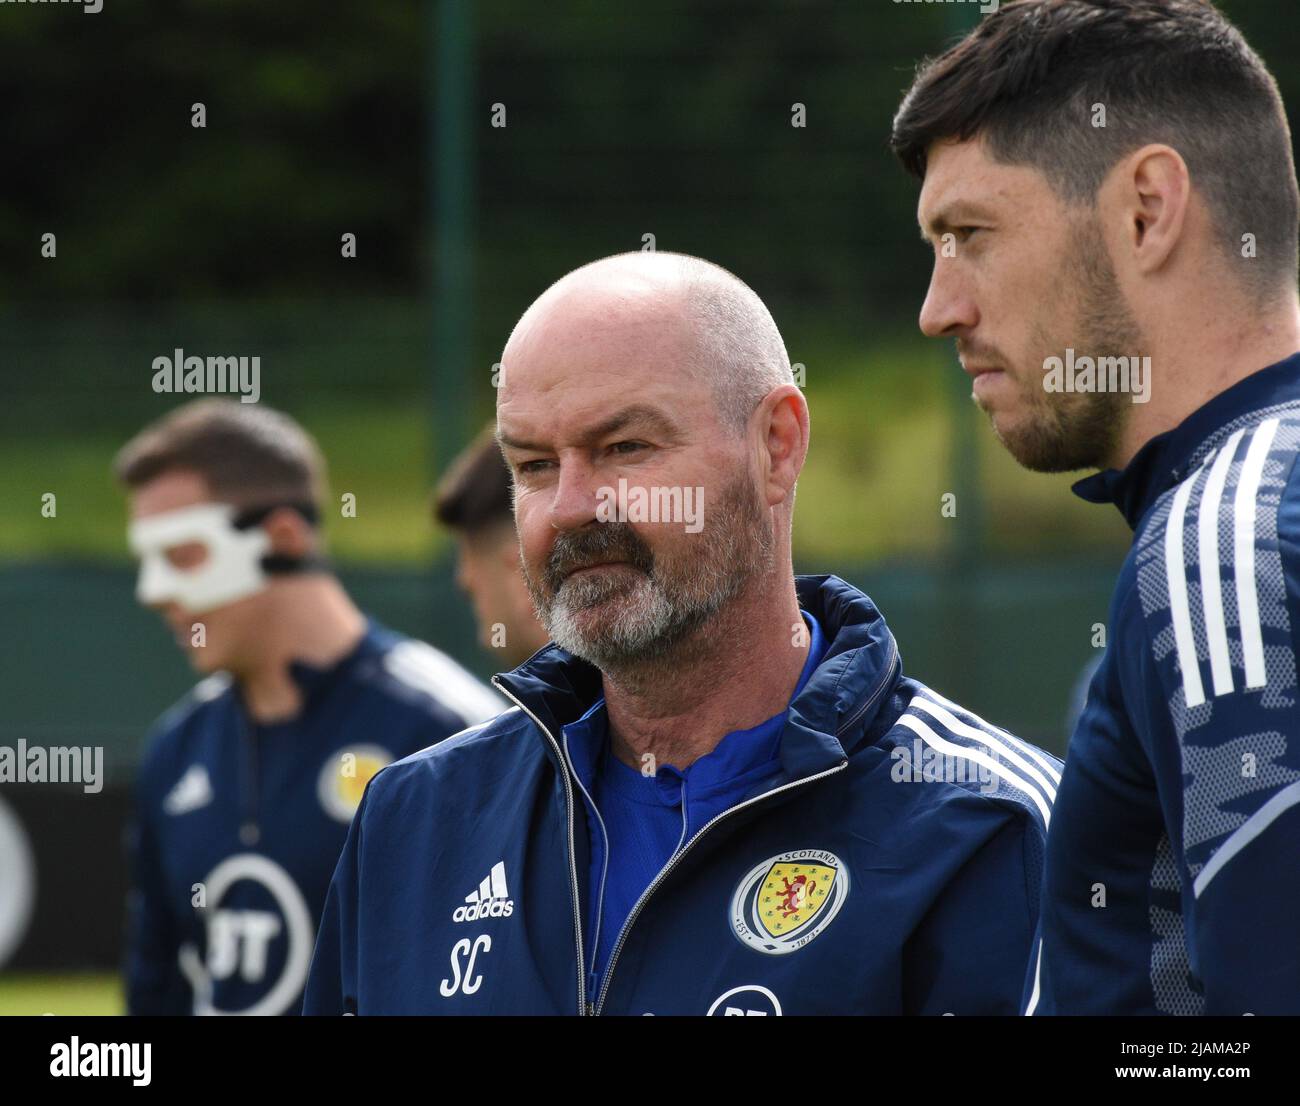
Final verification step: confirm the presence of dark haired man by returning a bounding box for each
[117,399,503,1014]
[433,423,549,667]
[895,0,1300,1013]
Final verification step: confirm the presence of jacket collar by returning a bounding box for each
[1072,351,1300,531]
[492,575,900,781]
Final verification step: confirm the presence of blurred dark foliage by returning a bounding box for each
[0,0,1294,355]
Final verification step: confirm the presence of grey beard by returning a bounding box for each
[546,565,727,668]
[527,474,773,670]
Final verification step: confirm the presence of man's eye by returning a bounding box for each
[165,542,209,570]
[610,441,645,456]
[517,459,553,475]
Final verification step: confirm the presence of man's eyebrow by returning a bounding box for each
[496,428,544,452]
[497,404,681,453]
[919,202,997,242]
[584,404,681,443]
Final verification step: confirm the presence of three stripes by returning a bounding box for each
[1164,418,1280,710]
[895,692,1062,830]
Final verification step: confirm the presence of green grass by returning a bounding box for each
[0,973,123,1016]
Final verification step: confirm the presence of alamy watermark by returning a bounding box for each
[1,0,102,12]
[50,1038,150,1086]
[0,741,103,794]
[890,739,997,795]
[1043,348,1151,404]
[152,349,261,403]
[893,0,999,15]
[595,479,704,533]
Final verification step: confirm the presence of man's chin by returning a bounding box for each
[551,602,626,645]
[547,592,664,663]
[554,567,644,610]
[992,416,1095,475]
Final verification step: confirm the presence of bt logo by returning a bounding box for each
[707,985,783,1016]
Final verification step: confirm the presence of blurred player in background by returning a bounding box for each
[433,423,549,667]
[896,0,1300,1013]
[116,399,504,1014]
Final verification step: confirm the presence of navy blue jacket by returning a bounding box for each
[305,577,1060,1015]
[125,622,505,1015]
[1028,352,1300,1015]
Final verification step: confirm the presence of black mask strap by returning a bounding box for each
[230,502,331,576]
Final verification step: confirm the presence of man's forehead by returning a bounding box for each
[130,467,213,518]
[917,138,1041,229]
[499,302,707,422]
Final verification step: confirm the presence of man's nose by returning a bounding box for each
[547,458,601,532]
[918,259,977,338]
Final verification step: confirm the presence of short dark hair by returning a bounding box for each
[114,398,327,511]
[892,0,1299,296]
[432,423,514,535]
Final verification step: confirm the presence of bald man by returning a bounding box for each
[304,252,1061,1016]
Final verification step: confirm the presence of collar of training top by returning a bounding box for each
[222,620,388,723]
[1072,350,1300,531]
[282,618,386,707]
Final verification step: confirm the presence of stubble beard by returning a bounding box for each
[985,217,1143,474]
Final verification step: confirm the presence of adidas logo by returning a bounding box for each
[163,764,213,816]
[452,860,514,922]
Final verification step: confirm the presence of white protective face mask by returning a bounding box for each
[128,503,272,614]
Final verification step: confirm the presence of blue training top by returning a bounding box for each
[563,611,827,996]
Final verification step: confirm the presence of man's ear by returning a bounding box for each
[262,506,315,559]
[1121,144,1191,275]
[756,384,810,508]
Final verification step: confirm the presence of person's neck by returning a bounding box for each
[601,572,807,773]
[1107,296,1300,470]
[234,576,368,723]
